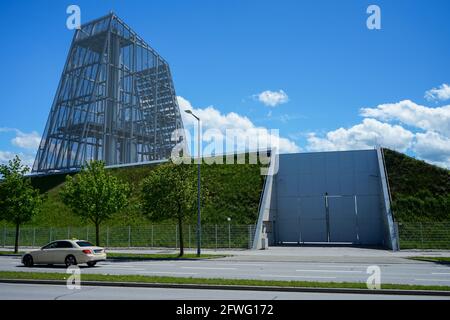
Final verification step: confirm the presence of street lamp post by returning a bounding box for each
[185,110,201,256]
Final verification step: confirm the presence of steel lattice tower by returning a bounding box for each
[32,13,184,173]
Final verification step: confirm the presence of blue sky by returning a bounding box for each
[0,0,449,168]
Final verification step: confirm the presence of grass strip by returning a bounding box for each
[0,251,22,256]
[0,271,449,292]
[409,256,450,264]
[106,253,227,260]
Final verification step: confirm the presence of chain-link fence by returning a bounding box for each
[397,222,450,249]
[0,224,256,249]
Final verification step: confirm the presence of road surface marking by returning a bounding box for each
[415,278,450,282]
[296,269,363,273]
[214,263,264,267]
[181,267,237,270]
[317,265,368,268]
[141,271,198,275]
[260,274,337,279]
[431,273,450,275]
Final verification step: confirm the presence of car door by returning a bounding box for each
[54,241,75,263]
[34,241,58,264]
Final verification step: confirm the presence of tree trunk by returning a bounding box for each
[14,223,20,254]
[178,217,184,257]
[95,223,100,246]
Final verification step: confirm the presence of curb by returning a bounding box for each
[1,279,449,296]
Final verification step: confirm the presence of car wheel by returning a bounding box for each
[64,255,77,267]
[87,261,96,267]
[23,254,34,267]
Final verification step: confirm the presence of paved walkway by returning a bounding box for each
[4,246,450,263]
[111,247,450,263]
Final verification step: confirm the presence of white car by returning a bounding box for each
[22,239,107,267]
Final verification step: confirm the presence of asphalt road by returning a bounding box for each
[0,256,449,286]
[0,283,449,300]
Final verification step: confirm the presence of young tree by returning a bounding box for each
[60,161,130,246]
[141,162,196,256]
[0,156,43,253]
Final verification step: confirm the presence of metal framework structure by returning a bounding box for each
[32,13,184,173]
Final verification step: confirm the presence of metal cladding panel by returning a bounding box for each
[328,196,358,243]
[274,150,384,246]
[356,195,383,244]
[298,196,327,242]
[276,197,300,243]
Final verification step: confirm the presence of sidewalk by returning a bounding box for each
[3,246,450,264]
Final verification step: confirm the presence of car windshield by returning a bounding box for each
[76,241,94,247]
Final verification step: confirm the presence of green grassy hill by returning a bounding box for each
[383,149,450,222]
[26,157,265,227]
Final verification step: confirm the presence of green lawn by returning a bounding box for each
[0,251,23,256]
[0,271,449,292]
[106,252,227,260]
[409,257,450,264]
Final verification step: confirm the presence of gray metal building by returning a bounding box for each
[253,148,398,250]
[33,13,184,173]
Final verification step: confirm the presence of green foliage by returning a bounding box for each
[60,161,130,244]
[384,149,450,222]
[141,162,196,222]
[0,156,43,252]
[0,156,43,225]
[384,148,450,197]
[141,162,199,256]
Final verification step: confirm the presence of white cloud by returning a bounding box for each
[0,128,40,169]
[360,100,450,136]
[255,90,289,107]
[11,131,41,150]
[413,131,450,168]
[0,128,41,150]
[0,150,35,168]
[306,118,414,153]
[306,96,450,169]
[177,96,300,154]
[425,83,450,102]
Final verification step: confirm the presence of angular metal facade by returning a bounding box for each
[33,13,184,173]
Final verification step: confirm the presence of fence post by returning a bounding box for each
[49,228,52,242]
[188,225,191,249]
[228,224,231,249]
[128,226,131,247]
[420,222,424,248]
[151,225,154,248]
[86,226,89,241]
[32,228,36,247]
[106,227,109,247]
[215,225,218,250]
[248,225,252,249]
[3,226,6,247]
[67,227,70,239]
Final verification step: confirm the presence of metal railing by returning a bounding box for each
[397,222,450,249]
[0,224,256,249]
